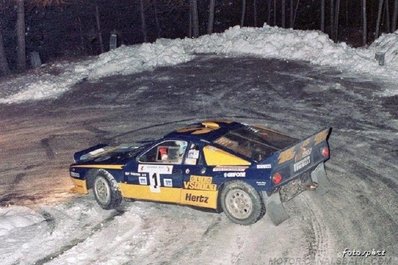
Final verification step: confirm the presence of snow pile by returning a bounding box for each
[0,206,44,236]
[1,24,398,104]
[370,31,398,66]
[86,40,193,79]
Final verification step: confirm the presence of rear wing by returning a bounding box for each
[260,128,331,186]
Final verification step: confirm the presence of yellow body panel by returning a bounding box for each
[180,189,218,209]
[118,183,218,209]
[71,178,88,194]
[203,146,250,166]
[119,184,181,204]
[71,164,123,170]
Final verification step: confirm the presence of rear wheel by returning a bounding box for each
[93,170,122,209]
[220,181,265,225]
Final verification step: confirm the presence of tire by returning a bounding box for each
[93,170,122,210]
[220,180,265,225]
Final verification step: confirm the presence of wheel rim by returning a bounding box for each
[94,176,111,205]
[225,189,253,220]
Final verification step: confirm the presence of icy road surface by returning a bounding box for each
[0,56,397,265]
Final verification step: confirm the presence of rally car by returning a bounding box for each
[70,120,331,225]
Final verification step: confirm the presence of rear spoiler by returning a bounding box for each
[73,144,108,162]
[275,128,331,166]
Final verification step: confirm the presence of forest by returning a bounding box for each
[0,0,397,76]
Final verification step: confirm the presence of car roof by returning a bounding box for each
[164,120,245,143]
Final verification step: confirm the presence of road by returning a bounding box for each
[0,55,397,264]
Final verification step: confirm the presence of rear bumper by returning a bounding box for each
[70,178,88,194]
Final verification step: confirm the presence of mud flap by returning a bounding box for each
[263,191,290,226]
[310,163,330,195]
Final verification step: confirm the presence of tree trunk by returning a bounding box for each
[95,2,104,53]
[0,25,10,75]
[207,0,215,34]
[273,0,277,26]
[16,0,26,71]
[282,0,286,28]
[334,0,340,41]
[376,0,384,38]
[321,0,325,31]
[188,4,192,38]
[139,0,147,42]
[330,0,334,37]
[290,0,294,28]
[241,0,246,27]
[362,0,367,46]
[191,0,199,38]
[267,0,271,25]
[153,0,161,38]
[393,0,398,31]
[384,0,390,32]
[292,0,300,28]
[253,0,257,27]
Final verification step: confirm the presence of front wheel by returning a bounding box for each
[93,170,122,209]
[220,181,265,225]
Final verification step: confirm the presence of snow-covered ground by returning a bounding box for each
[0,25,398,265]
[1,24,398,104]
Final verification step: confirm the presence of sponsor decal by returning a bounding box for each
[138,164,173,174]
[163,178,173,187]
[257,164,272,169]
[256,181,266,186]
[295,147,312,162]
[187,149,199,159]
[185,193,209,203]
[224,172,246,178]
[314,129,329,145]
[184,175,217,191]
[185,158,197,165]
[278,147,296,164]
[70,172,80,178]
[139,176,147,185]
[125,172,144,177]
[293,156,311,172]
[213,166,248,172]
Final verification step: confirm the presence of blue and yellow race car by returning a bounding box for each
[70,120,331,225]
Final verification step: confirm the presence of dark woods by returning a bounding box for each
[0,0,397,76]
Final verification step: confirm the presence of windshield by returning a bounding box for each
[213,126,297,161]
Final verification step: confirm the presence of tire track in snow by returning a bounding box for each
[33,209,125,265]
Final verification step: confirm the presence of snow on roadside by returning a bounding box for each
[1,24,398,104]
[0,206,44,236]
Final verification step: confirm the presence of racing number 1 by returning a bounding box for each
[149,172,161,193]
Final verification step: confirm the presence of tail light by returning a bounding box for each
[321,147,330,158]
[272,172,283,185]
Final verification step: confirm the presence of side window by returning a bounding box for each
[184,144,201,165]
[139,140,188,164]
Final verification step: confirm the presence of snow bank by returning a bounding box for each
[0,206,44,236]
[1,24,398,104]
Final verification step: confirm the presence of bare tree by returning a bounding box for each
[290,0,293,28]
[0,25,10,75]
[153,0,161,38]
[334,0,340,40]
[16,0,26,71]
[139,0,147,42]
[376,0,385,38]
[208,0,215,34]
[273,0,277,25]
[362,0,367,46]
[191,0,199,38]
[253,0,257,27]
[267,0,271,25]
[330,0,334,37]
[241,0,246,27]
[282,0,286,27]
[384,0,390,32]
[94,2,104,53]
[321,0,325,32]
[393,0,398,31]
